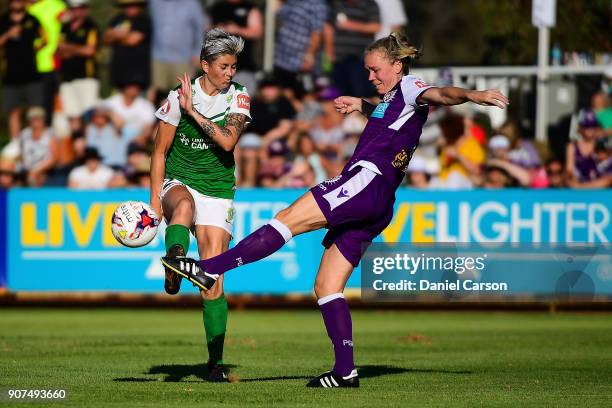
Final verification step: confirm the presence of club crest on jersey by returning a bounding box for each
[383,89,397,103]
[179,133,189,146]
[392,149,410,172]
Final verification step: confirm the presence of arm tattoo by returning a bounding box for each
[225,113,247,136]
[198,119,216,137]
[197,113,246,138]
[362,99,376,118]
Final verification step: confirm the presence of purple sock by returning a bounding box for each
[318,294,355,377]
[199,219,292,275]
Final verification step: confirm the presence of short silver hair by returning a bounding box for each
[200,28,244,62]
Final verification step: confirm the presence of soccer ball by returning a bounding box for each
[111,201,160,248]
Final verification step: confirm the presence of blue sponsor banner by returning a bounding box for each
[385,189,612,243]
[7,188,325,293]
[0,189,6,288]
[6,188,612,294]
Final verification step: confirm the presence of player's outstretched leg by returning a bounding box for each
[161,218,291,291]
[162,191,327,291]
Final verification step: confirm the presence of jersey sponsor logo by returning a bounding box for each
[383,89,397,103]
[177,132,213,150]
[371,102,389,118]
[190,139,212,149]
[414,80,429,88]
[237,94,250,109]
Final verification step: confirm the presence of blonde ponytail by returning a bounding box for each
[365,32,421,74]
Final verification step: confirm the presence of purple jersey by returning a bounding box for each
[573,141,600,182]
[345,75,434,190]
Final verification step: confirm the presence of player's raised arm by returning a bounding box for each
[418,86,509,109]
[176,72,247,152]
[334,96,377,118]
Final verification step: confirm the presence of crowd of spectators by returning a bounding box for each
[0,0,610,191]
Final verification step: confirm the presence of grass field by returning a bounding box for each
[1,309,611,407]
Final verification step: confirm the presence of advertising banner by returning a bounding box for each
[6,188,611,294]
[0,189,6,288]
[7,188,325,293]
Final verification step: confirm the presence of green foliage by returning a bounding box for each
[405,0,610,65]
[551,0,612,54]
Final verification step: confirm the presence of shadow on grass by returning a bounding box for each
[114,364,471,383]
[357,365,472,378]
[239,375,312,382]
[114,364,238,383]
[240,365,472,383]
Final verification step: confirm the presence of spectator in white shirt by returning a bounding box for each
[104,82,155,147]
[68,147,114,189]
[85,105,128,169]
[373,0,408,40]
[18,106,59,186]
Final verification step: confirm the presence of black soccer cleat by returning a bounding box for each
[163,244,184,295]
[306,370,359,388]
[207,363,230,383]
[160,256,218,292]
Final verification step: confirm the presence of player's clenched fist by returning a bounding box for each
[334,96,363,115]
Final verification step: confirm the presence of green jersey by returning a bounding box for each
[155,78,251,199]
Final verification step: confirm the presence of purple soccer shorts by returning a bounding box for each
[310,165,395,266]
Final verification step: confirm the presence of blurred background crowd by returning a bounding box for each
[0,0,610,191]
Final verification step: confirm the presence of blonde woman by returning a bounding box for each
[163,32,508,387]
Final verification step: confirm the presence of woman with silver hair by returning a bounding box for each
[150,28,251,382]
